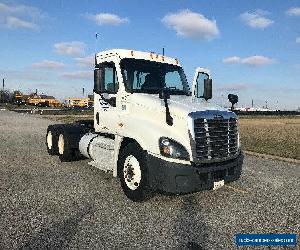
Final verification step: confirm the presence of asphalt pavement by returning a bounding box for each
[0,110,299,249]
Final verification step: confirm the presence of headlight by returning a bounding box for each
[159,137,189,160]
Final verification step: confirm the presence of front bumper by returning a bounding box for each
[147,153,244,194]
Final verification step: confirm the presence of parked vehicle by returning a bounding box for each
[46,49,243,201]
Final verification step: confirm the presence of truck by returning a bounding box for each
[46,49,243,201]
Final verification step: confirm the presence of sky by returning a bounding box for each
[0,0,300,110]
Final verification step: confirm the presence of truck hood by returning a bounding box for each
[130,94,228,119]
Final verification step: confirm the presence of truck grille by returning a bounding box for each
[194,117,238,161]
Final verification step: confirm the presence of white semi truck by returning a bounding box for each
[46,49,243,201]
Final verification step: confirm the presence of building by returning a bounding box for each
[65,97,90,108]
[27,93,61,107]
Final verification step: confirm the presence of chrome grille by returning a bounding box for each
[194,117,238,161]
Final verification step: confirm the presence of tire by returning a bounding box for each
[57,128,78,162]
[118,142,152,202]
[46,125,59,155]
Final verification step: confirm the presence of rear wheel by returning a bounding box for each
[57,129,77,162]
[46,126,59,155]
[118,143,152,201]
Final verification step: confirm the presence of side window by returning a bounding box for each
[165,71,183,90]
[103,63,119,94]
[94,62,119,94]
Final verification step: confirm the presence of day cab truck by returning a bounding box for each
[46,49,243,201]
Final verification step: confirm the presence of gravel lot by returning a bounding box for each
[0,110,299,249]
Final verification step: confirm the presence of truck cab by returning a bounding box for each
[46,49,243,201]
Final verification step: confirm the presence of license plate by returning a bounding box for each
[213,180,224,190]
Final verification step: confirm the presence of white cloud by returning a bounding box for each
[0,2,44,30]
[5,16,37,29]
[222,56,241,64]
[0,2,42,16]
[223,55,276,67]
[61,71,93,80]
[85,13,129,26]
[296,37,300,43]
[241,56,275,66]
[54,41,86,56]
[32,60,65,70]
[240,10,274,29]
[75,55,94,68]
[286,7,300,17]
[161,9,219,40]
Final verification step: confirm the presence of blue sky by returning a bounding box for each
[0,0,300,110]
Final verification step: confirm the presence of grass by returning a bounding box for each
[239,116,300,160]
[43,115,93,123]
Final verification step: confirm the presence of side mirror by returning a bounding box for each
[94,68,102,94]
[159,88,170,100]
[228,94,238,111]
[203,78,212,100]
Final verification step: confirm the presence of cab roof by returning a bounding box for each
[96,49,181,66]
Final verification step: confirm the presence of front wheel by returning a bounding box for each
[118,143,152,202]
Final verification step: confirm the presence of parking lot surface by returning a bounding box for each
[0,110,299,249]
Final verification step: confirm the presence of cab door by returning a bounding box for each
[94,61,119,133]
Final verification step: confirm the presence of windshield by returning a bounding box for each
[120,58,191,95]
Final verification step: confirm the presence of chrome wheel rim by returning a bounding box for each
[58,134,64,155]
[47,131,52,149]
[123,155,141,190]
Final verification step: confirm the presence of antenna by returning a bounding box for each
[95,32,100,52]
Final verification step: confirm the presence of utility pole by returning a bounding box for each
[2,78,5,103]
[251,99,254,108]
[82,87,85,97]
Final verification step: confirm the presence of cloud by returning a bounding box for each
[161,9,219,40]
[61,71,93,80]
[31,60,65,70]
[54,41,86,56]
[217,83,250,91]
[0,2,44,30]
[85,13,129,26]
[286,7,300,17]
[296,37,300,43]
[74,55,94,68]
[241,56,275,66]
[223,55,276,67]
[222,56,241,64]
[5,16,38,29]
[240,10,274,29]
